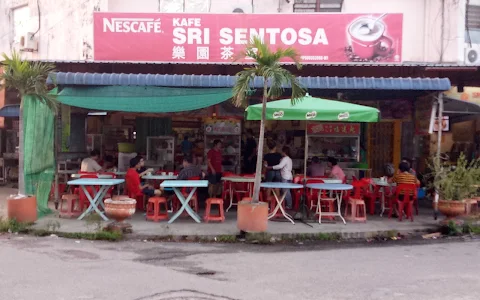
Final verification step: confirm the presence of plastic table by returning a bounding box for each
[67,178,124,221]
[306,183,353,224]
[373,179,396,217]
[222,176,256,212]
[143,174,177,180]
[260,182,303,224]
[160,180,208,223]
[71,173,114,179]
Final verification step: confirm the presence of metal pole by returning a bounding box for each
[304,121,308,176]
[53,104,60,209]
[434,93,444,219]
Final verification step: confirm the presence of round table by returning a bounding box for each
[306,183,353,224]
[372,179,396,217]
[222,176,256,212]
[260,182,303,224]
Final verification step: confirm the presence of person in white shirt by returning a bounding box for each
[80,149,103,173]
[268,146,293,209]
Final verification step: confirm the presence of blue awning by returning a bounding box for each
[0,104,20,117]
[50,72,451,91]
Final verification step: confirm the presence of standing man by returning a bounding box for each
[243,129,257,174]
[181,135,193,156]
[207,139,223,197]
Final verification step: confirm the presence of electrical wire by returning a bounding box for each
[31,0,41,38]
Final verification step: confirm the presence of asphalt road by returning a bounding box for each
[0,235,479,300]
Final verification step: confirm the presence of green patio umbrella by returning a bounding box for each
[245,95,380,122]
[245,95,380,175]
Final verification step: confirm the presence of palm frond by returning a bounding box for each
[1,50,58,113]
[232,67,257,107]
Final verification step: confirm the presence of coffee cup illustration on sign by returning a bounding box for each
[347,15,393,61]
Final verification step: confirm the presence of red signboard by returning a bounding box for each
[307,123,360,135]
[93,13,403,63]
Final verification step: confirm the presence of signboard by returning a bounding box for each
[433,116,449,132]
[307,123,360,135]
[444,86,480,104]
[94,13,403,63]
[204,118,241,135]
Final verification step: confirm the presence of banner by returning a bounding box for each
[94,12,403,63]
[307,123,360,135]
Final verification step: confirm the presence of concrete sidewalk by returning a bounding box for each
[0,186,440,239]
[33,209,440,239]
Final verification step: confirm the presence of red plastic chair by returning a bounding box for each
[234,174,255,203]
[221,172,236,202]
[172,176,201,213]
[100,172,117,195]
[76,174,99,211]
[388,183,416,222]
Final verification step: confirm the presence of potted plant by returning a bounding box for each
[232,37,306,232]
[1,51,57,222]
[427,153,478,220]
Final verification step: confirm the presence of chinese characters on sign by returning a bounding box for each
[94,13,403,63]
[307,123,360,135]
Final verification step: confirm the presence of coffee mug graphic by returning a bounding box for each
[347,16,393,60]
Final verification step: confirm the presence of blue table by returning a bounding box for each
[160,180,208,223]
[306,183,353,224]
[261,182,303,224]
[67,178,125,221]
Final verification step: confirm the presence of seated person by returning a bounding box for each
[307,156,325,177]
[81,149,103,173]
[390,162,420,198]
[177,155,204,180]
[327,157,345,182]
[103,155,115,171]
[401,157,417,176]
[125,156,161,198]
[391,162,420,184]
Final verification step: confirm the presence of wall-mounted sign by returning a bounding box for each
[204,118,241,135]
[307,123,360,135]
[433,116,449,132]
[444,86,480,104]
[94,12,403,63]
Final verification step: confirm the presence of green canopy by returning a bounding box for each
[245,95,380,122]
[56,86,233,113]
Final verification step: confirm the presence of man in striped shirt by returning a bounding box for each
[177,155,204,180]
[390,162,420,198]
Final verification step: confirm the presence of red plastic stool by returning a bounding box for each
[59,194,82,218]
[345,198,367,222]
[146,197,169,222]
[315,197,336,221]
[204,198,225,223]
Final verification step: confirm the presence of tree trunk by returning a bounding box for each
[18,102,25,195]
[251,79,268,203]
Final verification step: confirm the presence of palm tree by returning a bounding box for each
[0,51,57,195]
[232,37,306,203]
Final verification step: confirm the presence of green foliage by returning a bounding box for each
[232,36,306,107]
[426,153,480,201]
[0,218,31,233]
[0,50,57,112]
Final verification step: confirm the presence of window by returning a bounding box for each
[12,6,30,44]
[293,0,343,12]
[466,4,480,43]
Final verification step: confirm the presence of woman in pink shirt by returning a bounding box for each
[327,157,345,182]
